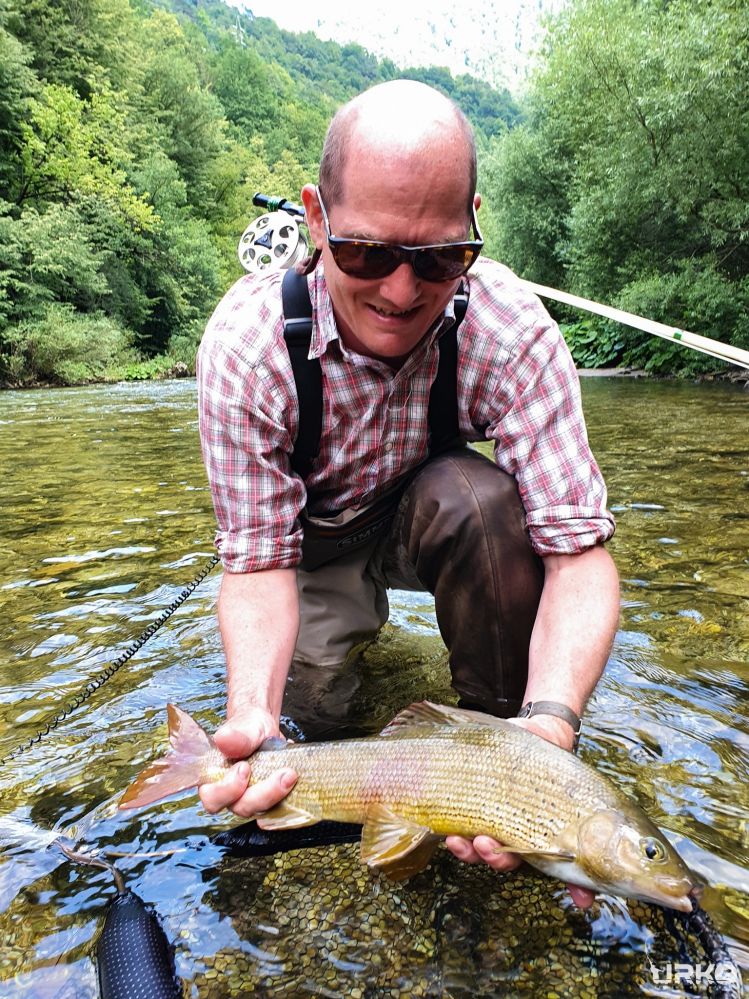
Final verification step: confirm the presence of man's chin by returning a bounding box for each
[361,331,427,367]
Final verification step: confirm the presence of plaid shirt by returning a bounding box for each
[197,257,615,572]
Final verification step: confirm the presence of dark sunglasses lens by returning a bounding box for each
[331,241,399,279]
[415,245,477,281]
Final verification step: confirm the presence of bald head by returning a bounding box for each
[319,80,476,217]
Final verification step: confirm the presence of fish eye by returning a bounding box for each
[641,837,667,862]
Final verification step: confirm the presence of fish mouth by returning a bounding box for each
[669,893,697,914]
[639,883,699,913]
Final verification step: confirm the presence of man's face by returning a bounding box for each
[303,150,474,366]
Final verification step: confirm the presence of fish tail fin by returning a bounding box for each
[120,704,224,810]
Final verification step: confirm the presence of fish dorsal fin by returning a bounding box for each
[258,736,288,752]
[379,701,515,737]
[360,804,439,880]
[256,801,320,831]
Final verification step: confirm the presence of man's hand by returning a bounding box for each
[444,714,595,908]
[198,706,298,818]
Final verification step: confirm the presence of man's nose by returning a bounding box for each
[378,262,420,309]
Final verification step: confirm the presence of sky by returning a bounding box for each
[225,0,564,91]
[230,1,409,35]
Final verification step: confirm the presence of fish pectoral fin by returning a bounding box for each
[360,805,439,880]
[256,802,320,830]
[496,844,576,861]
[379,701,513,737]
[376,837,441,881]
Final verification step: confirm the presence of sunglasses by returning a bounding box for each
[316,186,483,282]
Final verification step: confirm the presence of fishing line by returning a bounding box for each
[0,553,219,766]
[58,842,126,893]
[1,196,303,767]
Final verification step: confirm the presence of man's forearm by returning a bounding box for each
[218,568,300,721]
[525,545,619,718]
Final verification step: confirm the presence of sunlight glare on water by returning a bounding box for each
[0,377,746,996]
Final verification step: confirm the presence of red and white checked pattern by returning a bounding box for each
[197,258,615,572]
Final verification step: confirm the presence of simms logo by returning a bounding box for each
[337,516,394,550]
[647,958,741,989]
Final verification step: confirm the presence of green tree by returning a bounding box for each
[134,10,227,204]
[483,0,749,370]
[5,0,137,97]
[16,81,156,231]
[480,123,571,286]
[0,8,38,200]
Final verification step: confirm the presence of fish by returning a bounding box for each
[120,700,698,912]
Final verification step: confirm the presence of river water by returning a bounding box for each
[0,377,747,997]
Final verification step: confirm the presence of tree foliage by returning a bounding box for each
[0,0,522,385]
[1,0,742,384]
[482,0,749,374]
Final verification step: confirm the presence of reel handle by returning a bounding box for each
[253,192,305,219]
[239,197,309,273]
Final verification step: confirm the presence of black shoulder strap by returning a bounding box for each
[281,268,321,479]
[281,270,469,478]
[427,282,468,456]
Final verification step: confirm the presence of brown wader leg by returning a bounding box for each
[285,535,388,735]
[379,449,544,718]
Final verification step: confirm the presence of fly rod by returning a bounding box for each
[521,280,749,371]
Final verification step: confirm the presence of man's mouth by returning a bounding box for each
[370,304,419,319]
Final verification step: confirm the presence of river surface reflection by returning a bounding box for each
[0,377,746,996]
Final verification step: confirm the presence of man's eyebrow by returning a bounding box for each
[343,229,381,241]
[337,230,470,245]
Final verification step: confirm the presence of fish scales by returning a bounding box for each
[120,701,697,912]
[247,725,618,848]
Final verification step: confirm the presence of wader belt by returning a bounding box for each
[281,267,469,570]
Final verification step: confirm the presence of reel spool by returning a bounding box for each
[238,211,309,274]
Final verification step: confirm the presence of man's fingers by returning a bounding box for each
[445,835,482,863]
[213,722,279,759]
[445,835,522,871]
[199,764,297,817]
[211,705,282,760]
[472,834,523,871]
[567,884,595,908]
[199,761,250,814]
[223,769,297,819]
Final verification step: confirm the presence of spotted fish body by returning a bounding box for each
[249,719,602,840]
[120,701,696,912]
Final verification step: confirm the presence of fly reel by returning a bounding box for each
[238,194,309,274]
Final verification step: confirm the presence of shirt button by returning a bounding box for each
[383,440,393,452]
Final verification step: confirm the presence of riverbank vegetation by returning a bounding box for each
[0,0,746,386]
[483,0,749,377]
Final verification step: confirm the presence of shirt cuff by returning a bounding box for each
[525,506,616,556]
[215,528,303,573]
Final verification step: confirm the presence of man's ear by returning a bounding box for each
[301,184,325,250]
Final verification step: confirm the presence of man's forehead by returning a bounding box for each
[337,137,471,202]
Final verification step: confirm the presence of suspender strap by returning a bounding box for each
[282,268,321,479]
[428,282,468,456]
[282,270,469,478]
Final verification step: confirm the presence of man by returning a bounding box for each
[197,81,619,906]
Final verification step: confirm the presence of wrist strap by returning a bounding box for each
[518,700,582,749]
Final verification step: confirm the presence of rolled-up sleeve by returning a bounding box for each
[485,298,615,556]
[197,278,306,572]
